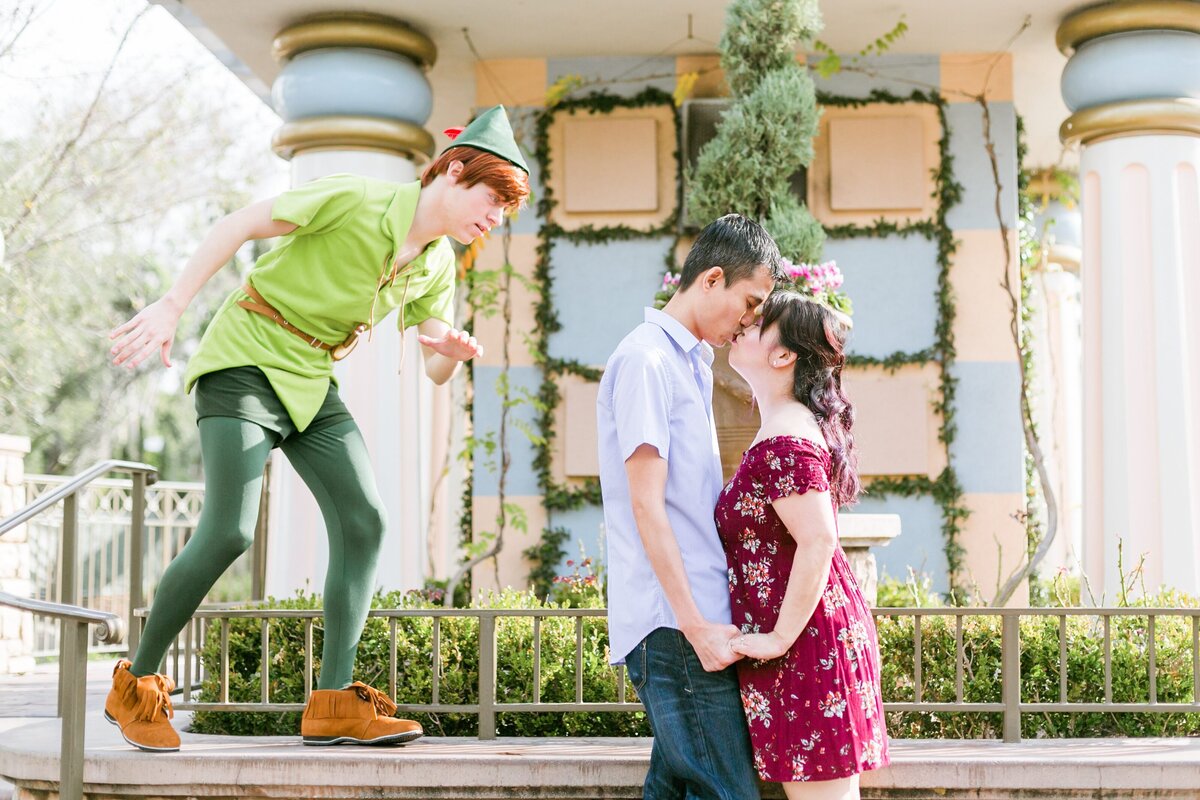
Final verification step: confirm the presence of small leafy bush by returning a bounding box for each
[189,585,649,738]
[874,572,1200,738]
[191,569,1200,739]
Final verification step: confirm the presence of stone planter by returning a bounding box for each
[838,513,900,607]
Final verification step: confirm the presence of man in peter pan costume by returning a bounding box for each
[104,106,531,751]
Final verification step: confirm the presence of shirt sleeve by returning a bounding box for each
[271,174,365,236]
[610,346,674,462]
[401,244,456,330]
[759,440,832,503]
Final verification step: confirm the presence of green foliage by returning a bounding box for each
[192,582,1200,740]
[877,568,946,608]
[1016,117,1046,577]
[719,0,823,97]
[190,587,649,738]
[529,87,680,524]
[760,192,826,269]
[811,17,909,79]
[524,526,569,601]
[689,0,824,262]
[548,554,607,609]
[821,90,969,595]
[877,610,1200,738]
[0,15,279,479]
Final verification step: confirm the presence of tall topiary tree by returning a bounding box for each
[688,0,825,264]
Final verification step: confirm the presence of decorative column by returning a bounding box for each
[0,435,34,674]
[1058,1,1200,599]
[264,14,447,597]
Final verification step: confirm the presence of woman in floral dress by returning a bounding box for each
[716,290,888,799]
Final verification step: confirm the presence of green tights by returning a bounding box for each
[131,415,386,689]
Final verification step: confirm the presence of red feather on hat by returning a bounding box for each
[443,126,465,140]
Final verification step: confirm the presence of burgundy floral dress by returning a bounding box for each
[715,435,889,783]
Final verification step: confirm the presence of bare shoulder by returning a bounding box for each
[756,410,828,452]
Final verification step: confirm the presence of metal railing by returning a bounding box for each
[2,460,157,658]
[875,606,1200,741]
[155,607,639,740]
[148,604,1200,743]
[12,462,269,657]
[0,591,123,800]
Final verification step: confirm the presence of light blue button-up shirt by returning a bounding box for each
[597,307,732,664]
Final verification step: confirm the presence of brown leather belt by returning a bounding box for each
[237,283,366,361]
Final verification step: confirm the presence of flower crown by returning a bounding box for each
[655,259,853,317]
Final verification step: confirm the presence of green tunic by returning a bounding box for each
[184,175,456,431]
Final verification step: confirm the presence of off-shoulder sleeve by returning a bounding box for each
[754,438,831,503]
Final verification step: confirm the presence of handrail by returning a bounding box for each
[0,591,124,644]
[2,458,157,655]
[0,592,124,800]
[0,459,157,536]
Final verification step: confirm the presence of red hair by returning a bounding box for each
[421,146,530,213]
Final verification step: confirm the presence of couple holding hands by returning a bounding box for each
[104,103,887,798]
[599,214,888,800]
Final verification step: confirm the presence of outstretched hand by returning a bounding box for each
[109,298,183,370]
[417,327,484,362]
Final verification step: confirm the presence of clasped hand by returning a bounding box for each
[729,630,790,661]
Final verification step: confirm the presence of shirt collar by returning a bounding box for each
[643,307,714,366]
[380,180,437,277]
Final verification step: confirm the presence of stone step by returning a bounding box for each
[3,712,1200,799]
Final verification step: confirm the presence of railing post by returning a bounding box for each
[60,494,78,607]
[128,471,147,655]
[59,618,88,800]
[1001,613,1021,742]
[57,493,79,715]
[478,614,497,740]
[251,460,271,601]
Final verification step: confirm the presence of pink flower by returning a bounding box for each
[784,259,844,294]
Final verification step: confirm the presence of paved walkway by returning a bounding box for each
[0,661,113,718]
[0,662,114,800]
[4,665,1200,799]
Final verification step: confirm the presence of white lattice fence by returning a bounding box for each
[23,476,253,656]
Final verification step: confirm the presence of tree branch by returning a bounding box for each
[3,5,147,240]
[445,220,516,605]
[980,94,1060,606]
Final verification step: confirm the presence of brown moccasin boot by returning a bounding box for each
[104,659,181,752]
[301,681,423,746]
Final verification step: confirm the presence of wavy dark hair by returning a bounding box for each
[759,290,860,507]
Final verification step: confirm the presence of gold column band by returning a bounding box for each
[1057,0,1200,55]
[272,116,436,161]
[1060,98,1200,145]
[273,13,436,67]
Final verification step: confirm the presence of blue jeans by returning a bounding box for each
[626,627,760,800]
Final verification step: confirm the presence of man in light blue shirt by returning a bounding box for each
[598,214,783,799]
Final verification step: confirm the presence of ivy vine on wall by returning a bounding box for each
[509,85,969,598]
[530,87,682,516]
[818,88,969,597]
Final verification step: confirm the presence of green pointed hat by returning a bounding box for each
[441,105,529,174]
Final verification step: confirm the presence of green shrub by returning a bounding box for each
[190,577,1200,739]
[876,606,1200,738]
[189,587,650,738]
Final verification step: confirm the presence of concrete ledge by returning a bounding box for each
[3,712,1200,799]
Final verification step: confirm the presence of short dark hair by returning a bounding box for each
[679,214,785,291]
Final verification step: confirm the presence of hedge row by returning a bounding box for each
[190,583,1200,738]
